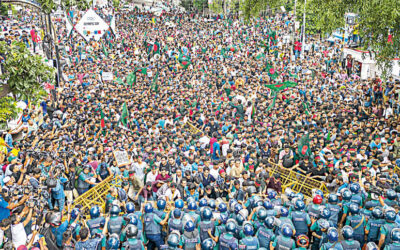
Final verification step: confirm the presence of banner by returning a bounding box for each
[75,9,109,41]
[64,14,73,37]
[102,72,113,81]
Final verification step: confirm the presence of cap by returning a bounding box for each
[3,176,11,184]
[219,169,225,174]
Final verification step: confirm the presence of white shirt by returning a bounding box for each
[146,171,158,184]
[165,188,181,201]
[11,223,27,248]
[133,161,147,181]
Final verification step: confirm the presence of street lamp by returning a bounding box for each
[300,0,306,59]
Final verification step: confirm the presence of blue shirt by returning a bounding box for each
[0,195,10,221]
[52,220,69,247]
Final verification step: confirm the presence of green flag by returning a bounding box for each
[178,53,191,69]
[135,67,147,75]
[153,41,161,54]
[151,70,159,92]
[102,42,108,57]
[115,77,124,85]
[298,134,311,158]
[256,53,266,60]
[265,81,298,92]
[302,101,310,115]
[120,102,129,127]
[127,72,136,87]
[266,93,277,112]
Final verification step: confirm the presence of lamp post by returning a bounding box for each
[300,0,306,59]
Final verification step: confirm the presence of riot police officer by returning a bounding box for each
[341,225,361,250]
[107,233,120,249]
[256,216,275,249]
[239,222,259,249]
[87,205,106,235]
[108,204,125,235]
[379,209,398,249]
[320,227,343,250]
[291,199,311,237]
[326,194,341,227]
[345,202,366,247]
[180,220,201,250]
[384,228,400,250]
[366,207,385,244]
[144,203,166,250]
[199,207,215,242]
[271,224,296,250]
[168,208,184,234]
[121,224,145,250]
[219,219,239,250]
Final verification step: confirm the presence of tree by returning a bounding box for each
[37,0,91,13]
[241,0,400,77]
[0,41,54,122]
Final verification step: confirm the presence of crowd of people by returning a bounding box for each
[1,1,400,249]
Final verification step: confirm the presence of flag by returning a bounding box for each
[251,102,256,119]
[151,70,159,92]
[127,72,136,87]
[120,102,129,127]
[153,41,161,54]
[227,45,238,53]
[302,101,310,115]
[135,67,147,75]
[298,133,311,158]
[256,53,266,60]
[266,93,277,111]
[115,77,124,85]
[215,102,222,115]
[102,42,108,57]
[178,53,191,69]
[265,81,298,92]
[100,108,105,129]
[326,131,331,142]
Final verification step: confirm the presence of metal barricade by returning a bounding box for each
[71,175,123,214]
[268,161,329,198]
[182,121,202,135]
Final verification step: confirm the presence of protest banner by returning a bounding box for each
[113,150,131,167]
[75,9,109,41]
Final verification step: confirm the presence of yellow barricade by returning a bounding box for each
[183,121,202,135]
[71,175,123,214]
[268,161,329,198]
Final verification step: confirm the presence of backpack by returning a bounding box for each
[282,153,294,168]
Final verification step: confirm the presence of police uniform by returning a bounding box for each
[380,222,397,248]
[291,210,311,236]
[121,238,145,250]
[180,230,201,250]
[199,220,215,242]
[144,212,164,250]
[366,217,385,243]
[272,235,296,250]
[326,203,341,227]
[219,233,239,250]
[346,214,366,246]
[340,239,361,250]
[239,236,259,250]
[256,225,275,249]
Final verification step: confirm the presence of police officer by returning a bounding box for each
[121,224,145,250]
[268,189,282,207]
[144,203,166,250]
[341,225,361,250]
[218,202,228,217]
[107,233,120,249]
[186,201,201,226]
[278,207,294,235]
[155,199,167,219]
[366,207,385,244]
[199,207,215,242]
[339,188,353,226]
[345,202,366,247]
[219,219,239,250]
[125,202,143,236]
[87,205,106,235]
[160,230,180,250]
[175,199,184,210]
[271,224,296,250]
[253,207,268,231]
[108,204,125,235]
[256,216,275,249]
[349,183,363,206]
[201,238,216,250]
[307,194,322,219]
[384,228,400,250]
[326,193,341,227]
[320,227,343,250]
[239,222,259,249]
[263,199,277,217]
[69,208,81,239]
[379,209,398,249]
[291,199,311,237]
[385,190,398,207]
[180,220,201,250]
[168,208,184,234]
[310,218,329,250]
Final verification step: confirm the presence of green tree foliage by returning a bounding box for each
[37,0,91,13]
[0,97,20,123]
[0,41,54,114]
[242,0,400,76]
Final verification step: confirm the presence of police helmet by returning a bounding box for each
[167,231,181,247]
[144,203,153,213]
[201,207,213,221]
[385,209,397,222]
[243,223,254,236]
[157,199,166,210]
[236,213,245,225]
[127,214,138,225]
[387,189,397,200]
[392,228,400,243]
[184,220,195,232]
[296,234,309,247]
[372,207,383,219]
[173,208,182,219]
[327,227,339,242]
[342,225,354,240]
[320,208,331,219]
[281,224,294,237]
[268,189,277,200]
[199,198,208,208]
[110,205,121,216]
[125,224,138,238]
[188,201,197,211]
[126,202,135,214]
[263,200,273,210]
[90,206,101,219]
[315,189,324,199]
[317,219,330,230]
[175,199,184,209]
[349,183,360,194]
[218,203,227,213]
[265,216,275,229]
[280,207,289,217]
[219,213,229,224]
[349,203,360,215]
[107,234,120,249]
[226,220,237,234]
[342,189,352,201]
[209,199,216,210]
[71,208,80,221]
[294,200,305,211]
[201,238,216,250]
[328,194,338,203]
[257,207,268,220]
[313,195,323,205]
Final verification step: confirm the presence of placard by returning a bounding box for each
[75,9,109,41]
[102,72,113,81]
[113,150,131,167]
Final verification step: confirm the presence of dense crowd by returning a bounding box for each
[1,1,400,250]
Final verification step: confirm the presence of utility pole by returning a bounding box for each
[300,0,306,59]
